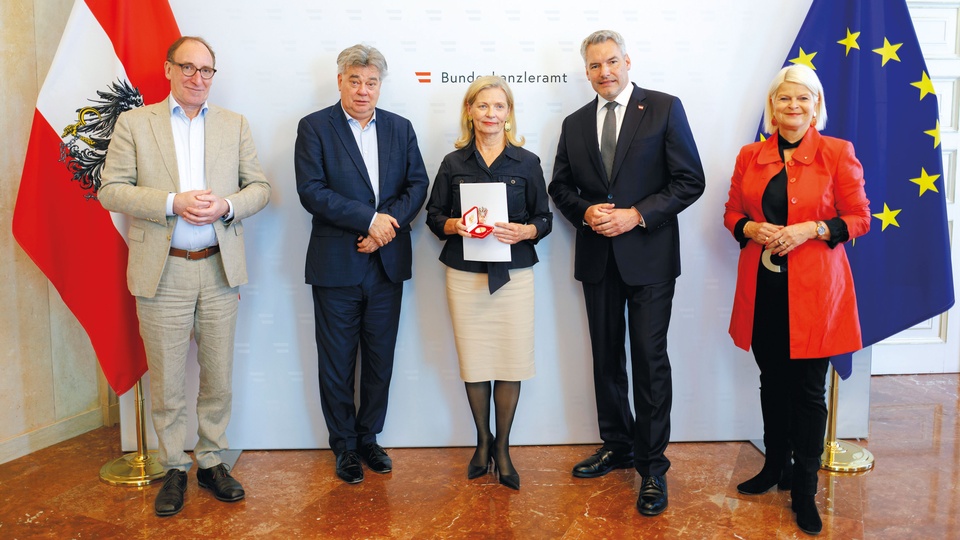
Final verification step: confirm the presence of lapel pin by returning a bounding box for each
[638,105,645,110]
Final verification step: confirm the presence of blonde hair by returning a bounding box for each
[762,64,828,135]
[454,76,524,149]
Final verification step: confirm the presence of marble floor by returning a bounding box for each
[0,374,956,539]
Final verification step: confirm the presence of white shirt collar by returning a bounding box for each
[168,94,209,117]
[342,106,376,127]
[597,84,632,113]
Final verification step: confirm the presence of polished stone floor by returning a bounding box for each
[1,374,956,539]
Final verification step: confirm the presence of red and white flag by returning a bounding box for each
[13,0,180,395]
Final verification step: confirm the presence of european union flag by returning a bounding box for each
[766,0,955,378]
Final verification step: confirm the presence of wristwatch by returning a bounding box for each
[815,221,827,239]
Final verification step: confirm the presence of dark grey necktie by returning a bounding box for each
[601,101,617,181]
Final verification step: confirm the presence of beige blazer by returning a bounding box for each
[99,98,271,298]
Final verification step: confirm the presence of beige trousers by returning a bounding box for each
[136,253,239,470]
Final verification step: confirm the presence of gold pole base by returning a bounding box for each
[99,451,166,487]
[821,440,875,473]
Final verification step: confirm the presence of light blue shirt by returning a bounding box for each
[164,96,232,250]
[343,106,380,230]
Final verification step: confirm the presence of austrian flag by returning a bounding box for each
[13,0,180,394]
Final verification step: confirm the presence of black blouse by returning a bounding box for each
[734,133,849,249]
[425,142,553,273]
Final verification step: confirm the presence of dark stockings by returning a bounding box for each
[492,380,521,476]
[464,380,521,476]
[465,381,493,469]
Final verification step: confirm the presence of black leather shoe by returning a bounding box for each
[359,443,393,474]
[498,469,520,490]
[491,445,520,491]
[467,441,494,479]
[197,463,245,502]
[336,450,364,484]
[637,475,668,516]
[155,469,187,517]
[572,448,634,478]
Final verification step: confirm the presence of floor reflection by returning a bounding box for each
[0,374,956,538]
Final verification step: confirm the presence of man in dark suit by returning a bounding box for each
[294,44,428,484]
[549,30,705,516]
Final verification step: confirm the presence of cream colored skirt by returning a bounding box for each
[445,267,535,382]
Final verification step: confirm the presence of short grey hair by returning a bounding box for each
[337,44,388,79]
[580,30,627,64]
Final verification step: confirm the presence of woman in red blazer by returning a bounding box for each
[723,65,870,536]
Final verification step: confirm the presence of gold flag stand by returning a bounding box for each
[821,365,874,472]
[99,380,165,486]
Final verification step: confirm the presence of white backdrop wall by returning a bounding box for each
[123,0,873,451]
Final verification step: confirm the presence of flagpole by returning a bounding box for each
[821,366,874,472]
[99,379,165,486]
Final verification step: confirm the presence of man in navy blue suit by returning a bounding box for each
[549,30,705,516]
[294,44,428,484]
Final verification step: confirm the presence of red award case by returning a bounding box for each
[462,206,493,238]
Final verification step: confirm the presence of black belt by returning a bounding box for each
[169,245,220,260]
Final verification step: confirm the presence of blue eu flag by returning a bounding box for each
[766,0,954,378]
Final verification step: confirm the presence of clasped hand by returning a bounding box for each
[584,203,640,237]
[174,189,228,226]
[357,213,399,253]
[745,220,815,255]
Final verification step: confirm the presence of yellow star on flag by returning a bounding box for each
[837,28,860,56]
[911,71,936,100]
[872,38,903,66]
[759,133,767,142]
[909,167,940,196]
[873,203,902,231]
[924,120,941,148]
[789,47,817,70]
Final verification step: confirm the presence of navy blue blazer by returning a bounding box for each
[295,103,429,287]
[549,84,705,286]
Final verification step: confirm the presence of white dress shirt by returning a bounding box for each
[594,88,631,148]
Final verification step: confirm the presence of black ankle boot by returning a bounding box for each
[777,463,793,490]
[793,494,822,535]
[737,467,787,495]
[790,455,822,535]
[737,450,791,495]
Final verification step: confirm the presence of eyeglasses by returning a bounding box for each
[169,61,217,80]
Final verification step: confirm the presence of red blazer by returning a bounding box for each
[723,128,870,358]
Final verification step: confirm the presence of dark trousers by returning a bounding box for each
[312,254,402,456]
[752,265,829,496]
[582,253,675,477]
